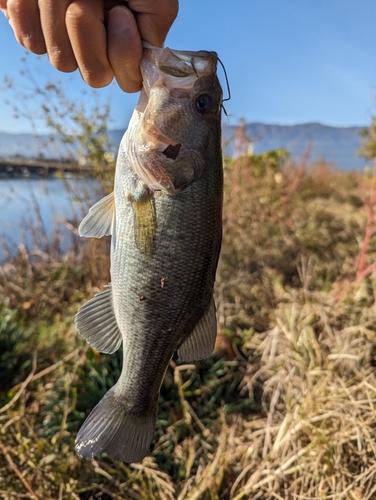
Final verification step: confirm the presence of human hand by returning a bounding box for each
[0,0,179,92]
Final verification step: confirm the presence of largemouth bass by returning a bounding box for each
[74,44,223,463]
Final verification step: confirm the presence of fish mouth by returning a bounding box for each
[131,121,200,194]
[133,152,194,194]
[140,45,218,98]
[134,124,192,194]
[143,122,184,155]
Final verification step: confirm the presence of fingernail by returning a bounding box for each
[109,7,131,34]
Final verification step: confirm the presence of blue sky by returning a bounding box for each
[1,0,376,133]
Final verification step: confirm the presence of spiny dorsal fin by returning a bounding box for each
[74,284,122,354]
[178,297,217,361]
[132,195,156,258]
[79,192,115,238]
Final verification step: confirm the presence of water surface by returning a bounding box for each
[0,178,100,261]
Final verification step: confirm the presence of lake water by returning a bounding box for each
[0,178,100,261]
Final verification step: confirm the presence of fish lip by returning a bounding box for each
[167,48,219,74]
[142,44,218,70]
[140,45,218,97]
[142,42,218,61]
[143,122,186,155]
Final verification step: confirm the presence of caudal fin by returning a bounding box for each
[75,387,156,463]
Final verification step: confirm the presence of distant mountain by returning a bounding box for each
[0,130,122,160]
[222,122,369,171]
[0,122,370,171]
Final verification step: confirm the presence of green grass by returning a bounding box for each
[1,155,376,499]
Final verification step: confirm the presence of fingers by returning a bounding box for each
[128,0,179,46]
[66,0,114,88]
[38,0,77,72]
[107,6,143,93]
[7,0,115,85]
[6,0,46,54]
[107,0,179,92]
[3,0,179,90]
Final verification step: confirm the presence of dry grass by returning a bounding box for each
[1,153,376,499]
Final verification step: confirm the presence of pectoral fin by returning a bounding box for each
[74,283,122,354]
[132,195,156,258]
[79,192,115,238]
[178,297,217,362]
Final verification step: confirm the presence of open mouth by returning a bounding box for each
[143,122,184,160]
[162,143,182,160]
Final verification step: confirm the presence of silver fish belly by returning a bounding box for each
[74,45,223,463]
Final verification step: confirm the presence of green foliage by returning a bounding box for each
[244,148,289,177]
[0,303,29,392]
[358,118,376,160]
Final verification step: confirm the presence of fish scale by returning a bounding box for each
[74,44,223,463]
[112,157,222,406]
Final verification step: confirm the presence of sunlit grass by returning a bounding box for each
[1,153,376,499]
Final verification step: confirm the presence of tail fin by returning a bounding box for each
[75,388,156,463]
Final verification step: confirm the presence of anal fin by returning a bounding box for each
[75,284,122,354]
[79,192,115,238]
[178,297,217,362]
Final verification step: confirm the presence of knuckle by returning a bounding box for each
[66,1,85,20]
[116,78,142,93]
[7,0,28,26]
[21,33,46,54]
[81,66,114,88]
[8,0,46,54]
[49,49,78,72]
[66,1,94,27]
[6,0,18,16]
[114,67,142,93]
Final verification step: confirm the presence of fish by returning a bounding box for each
[74,43,223,463]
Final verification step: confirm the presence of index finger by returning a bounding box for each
[0,0,9,17]
[6,0,46,53]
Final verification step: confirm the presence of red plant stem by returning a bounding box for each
[356,260,376,282]
[356,158,376,281]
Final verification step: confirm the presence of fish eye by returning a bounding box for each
[194,94,213,115]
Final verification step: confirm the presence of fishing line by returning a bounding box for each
[217,55,231,104]
[200,51,231,116]
[200,51,231,103]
